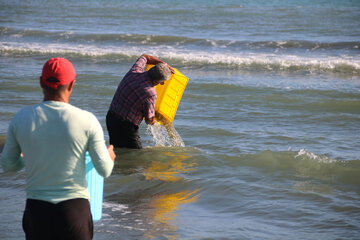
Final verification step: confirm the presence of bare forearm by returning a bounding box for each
[141,54,175,73]
[141,54,164,65]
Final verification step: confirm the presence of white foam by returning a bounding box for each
[102,201,129,212]
[1,41,359,73]
[295,149,337,163]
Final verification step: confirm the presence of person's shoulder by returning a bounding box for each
[66,104,96,118]
[9,103,41,126]
[14,103,41,117]
[66,104,101,129]
[22,103,42,111]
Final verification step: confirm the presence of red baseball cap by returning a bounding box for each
[41,58,76,89]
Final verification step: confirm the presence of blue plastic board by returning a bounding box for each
[85,152,104,221]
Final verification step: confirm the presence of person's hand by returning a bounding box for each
[167,64,175,74]
[107,145,116,162]
[146,117,156,125]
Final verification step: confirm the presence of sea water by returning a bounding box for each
[148,123,185,147]
[0,0,360,239]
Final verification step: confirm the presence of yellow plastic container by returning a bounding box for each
[145,64,189,125]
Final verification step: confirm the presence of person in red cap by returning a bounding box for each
[1,57,116,240]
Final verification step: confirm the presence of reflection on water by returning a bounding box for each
[145,190,200,240]
[143,151,196,182]
[106,147,201,239]
[142,151,200,239]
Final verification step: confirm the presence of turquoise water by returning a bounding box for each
[1,0,360,239]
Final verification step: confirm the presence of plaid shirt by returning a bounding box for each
[109,56,156,126]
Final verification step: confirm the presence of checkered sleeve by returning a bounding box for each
[143,96,156,122]
[130,56,147,73]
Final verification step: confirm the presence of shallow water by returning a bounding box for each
[1,0,360,239]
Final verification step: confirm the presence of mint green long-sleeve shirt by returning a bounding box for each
[1,101,114,203]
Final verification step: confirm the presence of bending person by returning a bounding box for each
[107,54,174,149]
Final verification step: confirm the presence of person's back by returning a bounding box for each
[1,57,116,240]
[109,56,156,126]
[9,100,111,203]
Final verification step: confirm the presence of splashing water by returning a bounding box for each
[147,123,185,147]
[295,149,337,163]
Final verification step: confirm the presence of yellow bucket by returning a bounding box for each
[145,64,189,125]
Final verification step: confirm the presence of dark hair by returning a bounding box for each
[41,77,68,93]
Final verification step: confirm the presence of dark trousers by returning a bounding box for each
[22,198,93,240]
[106,110,142,149]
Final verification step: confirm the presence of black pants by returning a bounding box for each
[106,110,142,149]
[22,198,93,240]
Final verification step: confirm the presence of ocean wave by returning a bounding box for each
[1,27,359,50]
[239,149,360,187]
[246,40,359,51]
[0,27,195,45]
[294,149,337,163]
[1,41,359,76]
